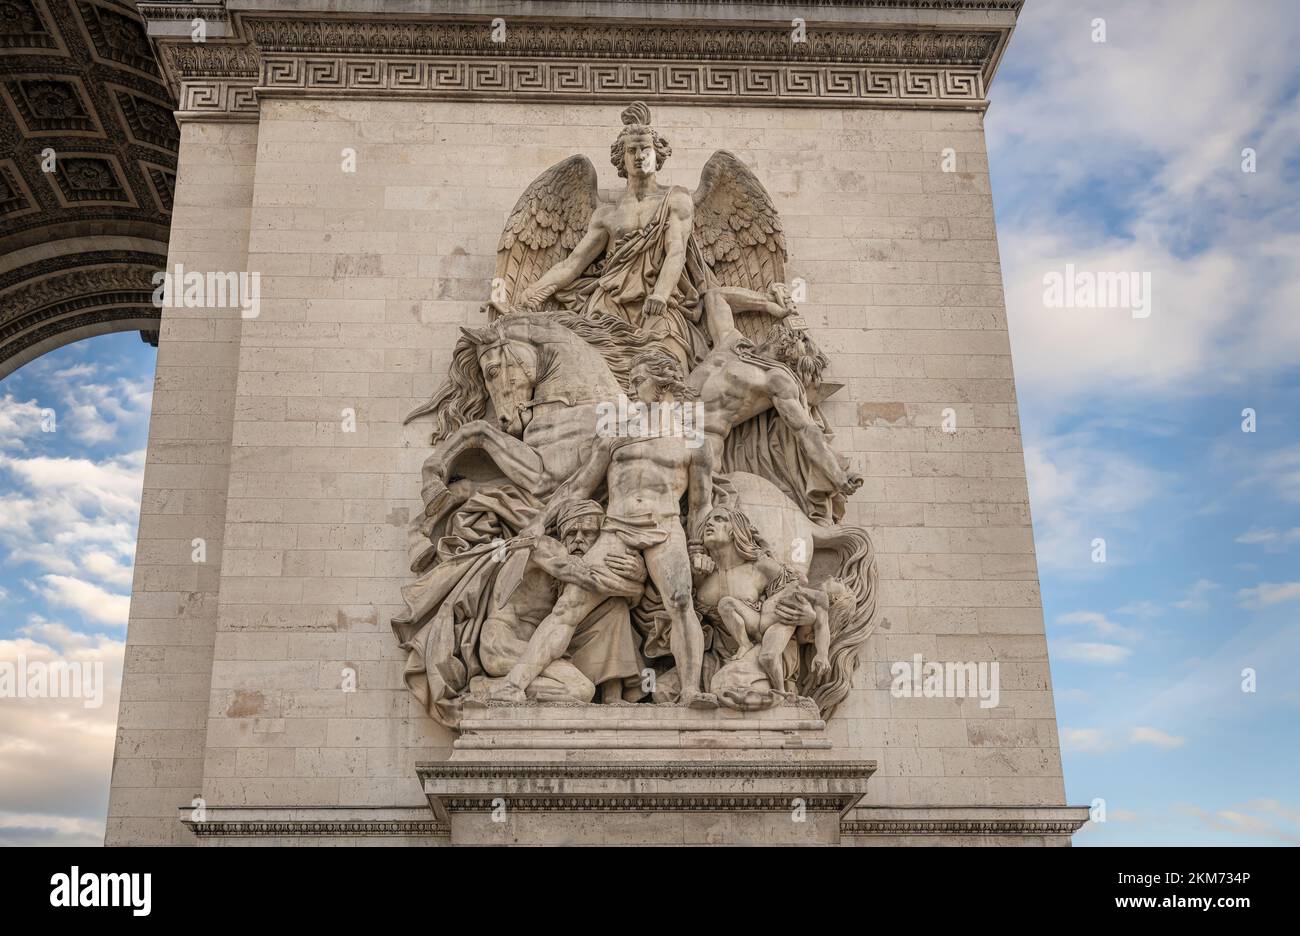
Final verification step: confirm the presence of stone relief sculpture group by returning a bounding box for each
[392,103,878,729]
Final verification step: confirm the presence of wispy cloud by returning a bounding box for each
[1023,434,1168,571]
[1129,726,1186,750]
[1062,727,1112,754]
[1057,610,1140,641]
[0,395,50,451]
[1057,642,1132,665]
[1237,581,1300,609]
[37,575,130,627]
[1180,802,1300,845]
[992,0,1300,408]
[1234,527,1300,546]
[1172,579,1218,612]
[0,616,124,846]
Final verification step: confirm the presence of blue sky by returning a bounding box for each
[986,0,1300,845]
[2,0,1297,846]
[0,333,154,845]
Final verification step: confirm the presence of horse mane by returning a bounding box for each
[404,310,642,441]
[405,338,490,445]
[542,310,641,390]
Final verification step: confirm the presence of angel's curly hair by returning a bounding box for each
[610,102,672,178]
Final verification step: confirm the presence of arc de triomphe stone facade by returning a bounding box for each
[106,0,1087,846]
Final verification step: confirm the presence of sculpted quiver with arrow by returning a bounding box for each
[393,102,878,729]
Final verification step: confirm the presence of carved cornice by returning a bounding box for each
[439,795,851,812]
[151,40,259,120]
[245,19,1001,66]
[416,761,877,782]
[140,3,1017,112]
[0,261,157,316]
[841,819,1088,835]
[185,820,450,838]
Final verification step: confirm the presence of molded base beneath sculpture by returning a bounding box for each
[417,700,875,844]
[452,697,838,761]
[417,759,875,845]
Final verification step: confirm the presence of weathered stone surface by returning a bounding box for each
[106,0,1082,846]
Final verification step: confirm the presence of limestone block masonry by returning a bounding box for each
[107,0,1089,846]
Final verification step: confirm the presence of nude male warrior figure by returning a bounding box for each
[686,283,864,509]
[490,349,717,707]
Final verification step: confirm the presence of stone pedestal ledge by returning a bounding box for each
[841,806,1092,847]
[453,698,838,761]
[417,760,876,845]
[179,805,450,845]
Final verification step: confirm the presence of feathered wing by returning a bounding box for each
[495,155,600,314]
[693,150,787,343]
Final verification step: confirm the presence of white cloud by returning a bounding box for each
[1182,802,1300,845]
[1172,579,1218,613]
[52,363,97,380]
[1247,446,1300,506]
[1235,528,1280,545]
[0,394,50,450]
[0,811,107,847]
[1115,600,1163,619]
[38,575,130,626]
[1056,642,1132,665]
[1023,434,1168,571]
[1237,581,1300,609]
[81,550,135,588]
[60,376,152,447]
[1241,798,1300,826]
[1129,726,1186,750]
[989,0,1300,408]
[1056,610,1139,641]
[0,616,124,846]
[1061,727,1111,753]
[0,450,144,627]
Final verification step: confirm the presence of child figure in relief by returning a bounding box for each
[692,504,833,702]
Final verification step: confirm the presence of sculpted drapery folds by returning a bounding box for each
[394,102,879,729]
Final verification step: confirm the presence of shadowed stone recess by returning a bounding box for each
[0,0,176,377]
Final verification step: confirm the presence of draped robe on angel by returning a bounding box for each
[554,187,713,373]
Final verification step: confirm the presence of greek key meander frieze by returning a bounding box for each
[144,9,1009,109]
[178,78,257,116]
[255,57,984,106]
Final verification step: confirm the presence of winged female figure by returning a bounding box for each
[493,101,788,372]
